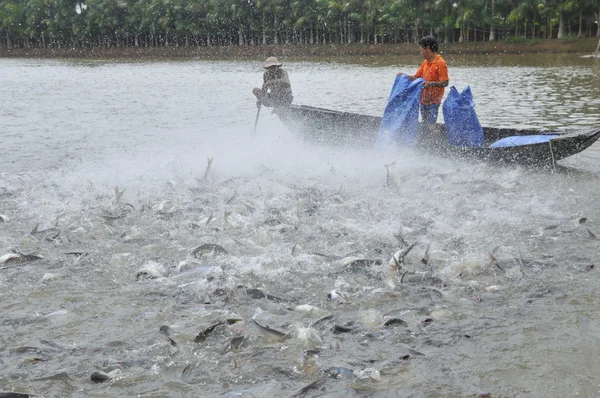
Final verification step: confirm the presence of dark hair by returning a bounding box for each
[420,35,439,52]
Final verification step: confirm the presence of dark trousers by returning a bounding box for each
[420,104,440,124]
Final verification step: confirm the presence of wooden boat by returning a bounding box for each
[275,104,600,165]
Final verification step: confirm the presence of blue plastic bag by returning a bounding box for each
[489,134,560,148]
[442,86,484,147]
[375,75,424,149]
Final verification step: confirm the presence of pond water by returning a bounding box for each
[0,53,599,397]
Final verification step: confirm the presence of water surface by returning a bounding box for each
[0,54,599,397]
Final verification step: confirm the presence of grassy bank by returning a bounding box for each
[0,37,598,61]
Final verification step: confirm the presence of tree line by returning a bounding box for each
[0,0,599,49]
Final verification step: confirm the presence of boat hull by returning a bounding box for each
[276,105,600,165]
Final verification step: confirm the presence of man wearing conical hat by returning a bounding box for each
[252,57,293,109]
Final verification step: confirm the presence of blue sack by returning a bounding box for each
[489,134,560,148]
[442,86,484,147]
[375,75,424,149]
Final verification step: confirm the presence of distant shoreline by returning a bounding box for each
[0,38,597,61]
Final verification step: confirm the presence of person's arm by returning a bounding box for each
[423,80,448,88]
[264,71,291,90]
[261,71,270,90]
[423,61,449,88]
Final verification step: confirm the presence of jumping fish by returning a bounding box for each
[156,200,176,214]
[226,190,237,204]
[421,242,431,266]
[90,371,111,383]
[114,186,126,203]
[171,262,215,278]
[310,313,334,328]
[0,251,43,264]
[313,252,344,261]
[203,156,214,181]
[517,248,527,277]
[90,369,121,383]
[287,377,326,398]
[223,210,232,225]
[181,364,194,383]
[40,273,61,283]
[239,286,287,303]
[98,209,129,221]
[191,243,228,259]
[488,246,503,271]
[194,321,226,343]
[64,250,88,257]
[384,161,397,187]
[389,241,418,271]
[44,309,69,317]
[294,304,327,314]
[393,228,408,246]
[64,250,88,265]
[249,319,290,342]
[159,325,177,346]
[327,367,354,379]
[195,318,243,343]
[204,212,215,227]
[0,253,22,264]
[338,256,382,268]
[135,261,166,280]
[327,289,346,303]
[31,222,61,238]
[331,324,354,334]
[383,318,408,327]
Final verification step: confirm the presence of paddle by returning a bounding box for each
[253,103,261,132]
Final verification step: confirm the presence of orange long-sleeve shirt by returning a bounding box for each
[415,54,449,105]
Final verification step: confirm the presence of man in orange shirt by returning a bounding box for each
[398,35,449,125]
